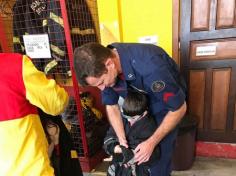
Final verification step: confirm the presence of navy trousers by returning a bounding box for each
[150,128,178,176]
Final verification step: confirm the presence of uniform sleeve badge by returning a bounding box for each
[151,81,165,92]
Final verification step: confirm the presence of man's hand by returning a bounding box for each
[134,139,155,165]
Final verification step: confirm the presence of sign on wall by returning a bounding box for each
[23,34,51,58]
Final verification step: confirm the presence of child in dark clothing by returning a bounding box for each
[39,110,83,176]
[103,90,160,176]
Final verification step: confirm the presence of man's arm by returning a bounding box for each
[134,101,187,164]
[106,104,128,147]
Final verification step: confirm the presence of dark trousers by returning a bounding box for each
[150,128,178,176]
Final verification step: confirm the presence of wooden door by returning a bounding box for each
[180,0,236,142]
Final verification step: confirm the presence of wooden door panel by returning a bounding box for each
[211,69,230,130]
[191,0,211,31]
[234,104,236,130]
[189,70,205,129]
[190,39,236,61]
[180,0,236,142]
[216,0,236,28]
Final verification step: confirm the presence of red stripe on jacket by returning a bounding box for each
[0,53,37,121]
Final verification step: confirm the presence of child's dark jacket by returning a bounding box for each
[104,114,160,176]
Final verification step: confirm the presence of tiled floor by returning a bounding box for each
[83,157,236,176]
[172,157,236,176]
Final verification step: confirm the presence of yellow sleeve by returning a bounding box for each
[22,55,69,115]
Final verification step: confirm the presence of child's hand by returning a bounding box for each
[103,155,112,162]
[114,145,122,153]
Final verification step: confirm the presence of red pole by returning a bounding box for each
[59,0,89,156]
[0,16,11,52]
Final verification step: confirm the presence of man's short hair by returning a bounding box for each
[73,43,114,86]
[122,90,148,116]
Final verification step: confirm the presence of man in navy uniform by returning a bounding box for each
[73,42,187,176]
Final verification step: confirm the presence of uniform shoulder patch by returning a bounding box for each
[151,81,165,92]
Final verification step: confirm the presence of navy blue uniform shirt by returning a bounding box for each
[102,43,186,122]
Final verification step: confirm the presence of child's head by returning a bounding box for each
[122,90,148,120]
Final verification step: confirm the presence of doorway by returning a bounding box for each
[173,0,236,143]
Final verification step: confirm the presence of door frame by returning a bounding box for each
[172,0,180,65]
